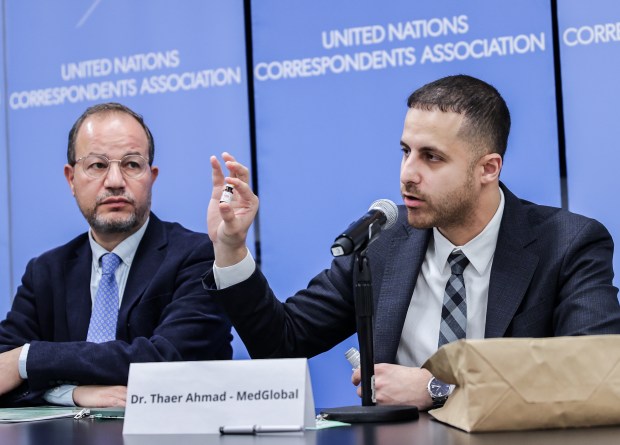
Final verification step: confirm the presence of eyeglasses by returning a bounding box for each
[75,154,150,179]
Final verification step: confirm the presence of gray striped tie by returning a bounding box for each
[438,250,469,347]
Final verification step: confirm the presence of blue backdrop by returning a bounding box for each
[0,6,7,320]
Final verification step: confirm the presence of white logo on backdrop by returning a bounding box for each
[254,15,547,81]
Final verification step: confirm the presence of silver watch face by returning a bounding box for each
[429,378,452,398]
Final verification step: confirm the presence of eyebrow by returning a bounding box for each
[420,145,450,159]
[400,141,451,160]
[85,150,144,158]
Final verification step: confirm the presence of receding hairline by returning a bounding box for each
[67,102,155,165]
[73,110,151,155]
[77,108,146,130]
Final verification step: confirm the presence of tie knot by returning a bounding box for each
[448,251,469,275]
[101,253,121,275]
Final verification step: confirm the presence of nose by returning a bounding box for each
[103,160,126,188]
[400,153,422,185]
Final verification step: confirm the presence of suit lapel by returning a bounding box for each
[374,222,430,363]
[65,239,93,341]
[116,215,167,338]
[485,185,539,338]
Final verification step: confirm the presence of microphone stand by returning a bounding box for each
[320,249,419,422]
[354,251,375,407]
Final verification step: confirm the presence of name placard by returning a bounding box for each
[122,358,315,435]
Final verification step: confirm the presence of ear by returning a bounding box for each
[479,153,502,184]
[149,165,159,184]
[64,164,76,196]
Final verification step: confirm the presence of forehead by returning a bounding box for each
[401,108,466,147]
[75,112,149,157]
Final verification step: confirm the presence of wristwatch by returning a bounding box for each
[427,377,453,408]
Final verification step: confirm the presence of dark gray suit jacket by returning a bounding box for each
[206,185,620,362]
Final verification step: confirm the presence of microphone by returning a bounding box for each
[321,198,419,422]
[331,199,398,257]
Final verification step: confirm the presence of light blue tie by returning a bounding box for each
[87,253,122,343]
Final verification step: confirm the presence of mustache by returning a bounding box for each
[95,190,135,206]
[402,183,425,199]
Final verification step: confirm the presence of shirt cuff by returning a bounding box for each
[213,249,255,289]
[43,385,77,406]
[18,343,30,379]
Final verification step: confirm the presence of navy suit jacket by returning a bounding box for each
[207,185,620,362]
[0,213,232,406]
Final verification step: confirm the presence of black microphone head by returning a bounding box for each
[368,199,398,230]
[330,198,399,257]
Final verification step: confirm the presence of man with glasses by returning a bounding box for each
[0,103,232,407]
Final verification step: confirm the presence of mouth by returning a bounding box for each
[98,196,132,209]
[402,192,424,208]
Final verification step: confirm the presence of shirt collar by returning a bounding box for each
[432,188,505,275]
[89,217,150,268]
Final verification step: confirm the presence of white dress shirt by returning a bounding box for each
[396,189,505,367]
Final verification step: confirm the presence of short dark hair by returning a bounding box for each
[407,75,510,158]
[67,102,155,165]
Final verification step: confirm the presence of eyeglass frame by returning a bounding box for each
[74,153,151,179]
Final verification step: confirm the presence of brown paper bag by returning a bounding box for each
[422,335,620,432]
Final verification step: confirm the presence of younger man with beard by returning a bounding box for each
[205,75,620,410]
[0,103,232,407]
